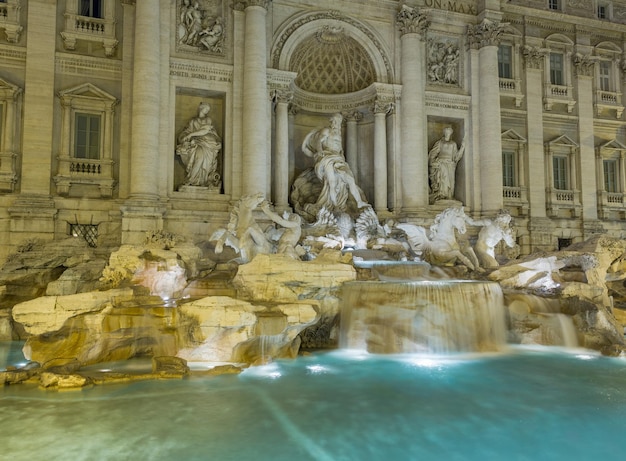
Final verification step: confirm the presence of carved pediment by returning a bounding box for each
[58,83,117,103]
[501,129,527,143]
[546,134,578,148]
[599,139,626,150]
[0,77,22,99]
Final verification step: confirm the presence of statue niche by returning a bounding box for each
[428,125,465,204]
[290,113,369,223]
[175,102,222,190]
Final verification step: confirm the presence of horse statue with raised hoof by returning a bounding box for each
[396,207,478,270]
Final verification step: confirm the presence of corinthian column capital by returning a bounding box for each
[235,0,271,9]
[467,19,507,49]
[396,4,429,38]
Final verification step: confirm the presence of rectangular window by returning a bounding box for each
[79,0,102,18]
[498,45,513,79]
[598,5,607,18]
[604,159,618,192]
[548,0,560,10]
[502,151,516,187]
[74,113,101,159]
[553,156,568,190]
[599,61,611,92]
[550,53,564,86]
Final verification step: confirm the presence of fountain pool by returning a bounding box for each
[2,344,626,461]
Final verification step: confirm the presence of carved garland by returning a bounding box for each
[271,10,393,82]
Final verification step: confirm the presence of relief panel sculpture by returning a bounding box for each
[427,38,460,86]
[177,0,225,54]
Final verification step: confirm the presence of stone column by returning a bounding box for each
[468,19,505,215]
[396,5,429,214]
[9,0,58,245]
[241,0,270,197]
[344,111,362,181]
[128,0,161,200]
[522,45,554,252]
[120,0,166,244]
[373,101,393,213]
[573,52,600,231]
[272,89,292,211]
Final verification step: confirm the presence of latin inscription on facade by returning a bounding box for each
[423,0,477,15]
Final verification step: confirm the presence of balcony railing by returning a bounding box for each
[55,156,115,197]
[544,84,576,112]
[0,0,22,42]
[547,188,582,217]
[595,90,624,118]
[61,12,117,56]
[499,78,524,107]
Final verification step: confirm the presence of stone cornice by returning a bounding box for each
[56,53,122,80]
[121,0,136,5]
[396,4,430,37]
[0,44,26,69]
[425,91,471,111]
[467,19,507,49]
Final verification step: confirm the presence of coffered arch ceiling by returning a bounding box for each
[271,11,393,94]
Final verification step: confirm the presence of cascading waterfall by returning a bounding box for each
[340,280,507,354]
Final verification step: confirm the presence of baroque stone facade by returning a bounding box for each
[2,0,626,262]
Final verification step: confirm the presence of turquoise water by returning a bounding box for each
[1,345,626,461]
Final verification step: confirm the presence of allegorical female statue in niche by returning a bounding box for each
[176,102,222,188]
[428,126,465,203]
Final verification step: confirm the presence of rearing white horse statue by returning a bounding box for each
[396,207,477,270]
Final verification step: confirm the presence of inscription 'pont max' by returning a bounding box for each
[423,0,478,15]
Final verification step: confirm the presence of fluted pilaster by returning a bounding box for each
[396,4,429,213]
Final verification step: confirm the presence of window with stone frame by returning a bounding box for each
[596,140,626,218]
[593,42,623,118]
[543,35,575,112]
[79,0,103,18]
[603,159,618,192]
[498,45,513,79]
[550,53,564,86]
[54,83,117,198]
[545,134,581,217]
[0,77,21,193]
[598,60,611,91]
[552,156,568,190]
[548,0,561,11]
[597,2,612,19]
[74,112,101,160]
[502,151,516,187]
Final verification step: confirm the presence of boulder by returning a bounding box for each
[176,296,318,363]
[232,251,356,349]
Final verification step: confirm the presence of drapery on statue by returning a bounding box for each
[428,126,465,202]
[176,102,222,188]
[301,113,368,214]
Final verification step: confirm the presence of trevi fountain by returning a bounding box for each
[1,113,626,460]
